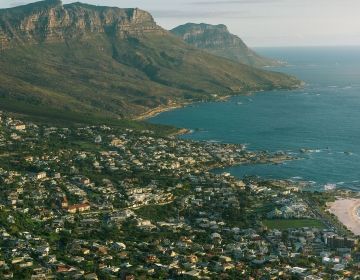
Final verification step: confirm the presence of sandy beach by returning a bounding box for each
[133,95,232,121]
[134,104,186,121]
[328,198,360,236]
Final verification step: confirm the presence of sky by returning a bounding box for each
[1,0,360,47]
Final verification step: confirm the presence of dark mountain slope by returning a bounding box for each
[0,0,300,122]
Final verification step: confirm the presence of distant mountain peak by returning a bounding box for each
[9,0,63,9]
[171,23,283,67]
[182,23,228,31]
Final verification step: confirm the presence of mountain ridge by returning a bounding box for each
[171,23,283,67]
[0,0,166,51]
[0,1,300,124]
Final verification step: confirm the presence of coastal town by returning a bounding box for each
[0,111,360,280]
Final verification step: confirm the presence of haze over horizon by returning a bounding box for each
[1,0,360,47]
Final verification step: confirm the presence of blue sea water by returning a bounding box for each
[150,47,360,190]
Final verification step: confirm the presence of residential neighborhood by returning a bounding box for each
[0,111,359,279]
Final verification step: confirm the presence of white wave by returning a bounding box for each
[308,149,321,153]
[324,183,336,191]
[207,140,221,143]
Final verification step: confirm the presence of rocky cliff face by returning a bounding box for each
[173,23,243,49]
[171,23,283,67]
[0,0,165,50]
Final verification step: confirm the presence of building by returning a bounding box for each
[325,234,357,250]
[110,138,125,147]
[11,124,26,131]
[67,203,91,214]
[34,172,47,180]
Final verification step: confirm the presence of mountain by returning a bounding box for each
[0,0,300,123]
[171,23,283,67]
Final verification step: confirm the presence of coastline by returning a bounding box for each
[328,198,360,236]
[134,95,232,122]
[133,95,231,135]
[134,103,189,121]
[136,83,360,237]
[133,84,302,122]
[169,128,192,137]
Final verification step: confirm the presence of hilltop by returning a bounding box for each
[171,23,283,67]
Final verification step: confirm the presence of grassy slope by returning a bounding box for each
[206,47,281,68]
[263,219,325,230]
[0,32,300,125]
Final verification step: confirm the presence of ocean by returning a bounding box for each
[149,46,360,191]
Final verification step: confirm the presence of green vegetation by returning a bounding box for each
[304,191,337,209]
[135,203,178,222]
[263,219,325,230]
[0,97,178,136]
[0,210,43,236]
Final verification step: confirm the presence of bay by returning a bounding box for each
[150,46,360,190]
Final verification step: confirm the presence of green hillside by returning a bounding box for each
[0,1,301,125]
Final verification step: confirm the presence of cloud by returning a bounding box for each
[190,0,283,5]
[151,9,262,19]
[10,1,31,7]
